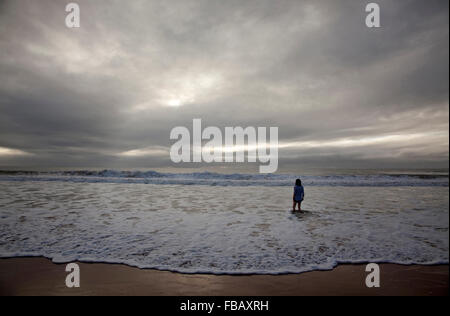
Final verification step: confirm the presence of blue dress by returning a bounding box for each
[294,185,304,202]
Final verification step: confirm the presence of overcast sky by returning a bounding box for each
[0,0,448,171]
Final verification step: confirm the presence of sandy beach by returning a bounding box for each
[0,258,447,296]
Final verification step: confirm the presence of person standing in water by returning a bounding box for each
[293,179,305,212]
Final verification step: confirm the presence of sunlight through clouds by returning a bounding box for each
[0,147,32,156]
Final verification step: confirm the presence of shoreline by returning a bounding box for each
[0,255,448,276]
[0,257,448,296]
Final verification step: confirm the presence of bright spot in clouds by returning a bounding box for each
[0,147,32,156]
[159,72,224,108]
[167,99,182,107]
[118,146,168,157]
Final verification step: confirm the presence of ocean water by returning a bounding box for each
[0,170,448,274]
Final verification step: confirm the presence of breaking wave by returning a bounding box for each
[0,169,448,187]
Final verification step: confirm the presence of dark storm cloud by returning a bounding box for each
[0,0,448,170]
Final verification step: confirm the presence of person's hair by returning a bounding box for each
[295,179,302,186]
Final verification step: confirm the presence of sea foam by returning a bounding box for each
[0,180,448,274]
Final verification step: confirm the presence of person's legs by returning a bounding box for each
[292,200,296,211]
[298,202,302,212]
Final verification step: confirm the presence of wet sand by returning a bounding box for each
[0,257,447,296]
